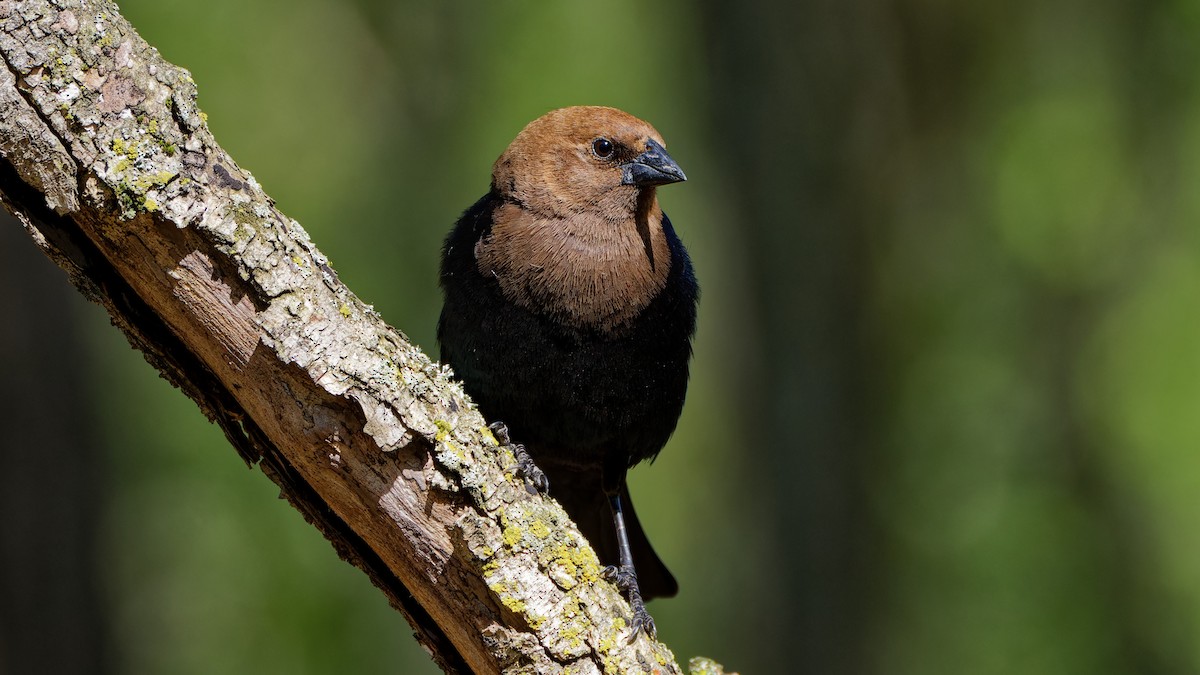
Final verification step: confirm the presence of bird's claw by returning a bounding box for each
[603,564,636,589]
[603,564,657,641]
[627,603,657,642]
[488,421,550,494]
[513,446,550,493]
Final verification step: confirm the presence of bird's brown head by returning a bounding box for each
[491,106,686,221]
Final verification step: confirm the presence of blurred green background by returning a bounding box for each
[3,0,1200,673]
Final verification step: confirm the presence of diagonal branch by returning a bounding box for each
[0,1,708,672]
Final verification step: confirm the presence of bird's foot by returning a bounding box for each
[488,421,550,494]
[603,564,657,641]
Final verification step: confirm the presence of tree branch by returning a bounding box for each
[0,2,714,672]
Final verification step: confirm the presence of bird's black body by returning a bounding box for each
[438,190,697,600]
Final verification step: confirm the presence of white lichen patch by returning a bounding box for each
[56,81,80,102]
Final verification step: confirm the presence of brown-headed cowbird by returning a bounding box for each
[438,106,696,637]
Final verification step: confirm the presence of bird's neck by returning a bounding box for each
[476,196,672,334]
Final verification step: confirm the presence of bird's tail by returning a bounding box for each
[547,467,678,600]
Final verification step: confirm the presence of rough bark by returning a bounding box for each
[0,2,708,673]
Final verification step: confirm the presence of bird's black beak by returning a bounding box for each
[621,139,687,187]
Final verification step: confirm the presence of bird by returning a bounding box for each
[437,106,697,638]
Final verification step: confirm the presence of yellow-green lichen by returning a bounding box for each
[556,621,586,651]
[529,519,551,539]
[338,304,352,318]
[500,445,517,465]
[479,426,498,446]
[230,202,260,227]
[548,544,578,576]
[232,223,255,243]
[443,440,463,461]
[433,419,469,468]
[498,593,524,613]
[109,132,176,216]
[490,582,545,629]
[112,169,175,218]
[596,617,631,673]
[541,539,603,586]
[597,631,617,654]
[503,523,523,547]
[495,590,526,614]
[132,170,175,191]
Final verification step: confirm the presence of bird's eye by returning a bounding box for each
[592,137,615,159]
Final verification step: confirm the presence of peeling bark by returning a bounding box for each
[0,1,715,673]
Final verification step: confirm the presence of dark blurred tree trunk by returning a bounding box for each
[698,3,898,672]
[0,211,110,674]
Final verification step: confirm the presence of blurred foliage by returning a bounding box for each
[5,0,1200,673]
